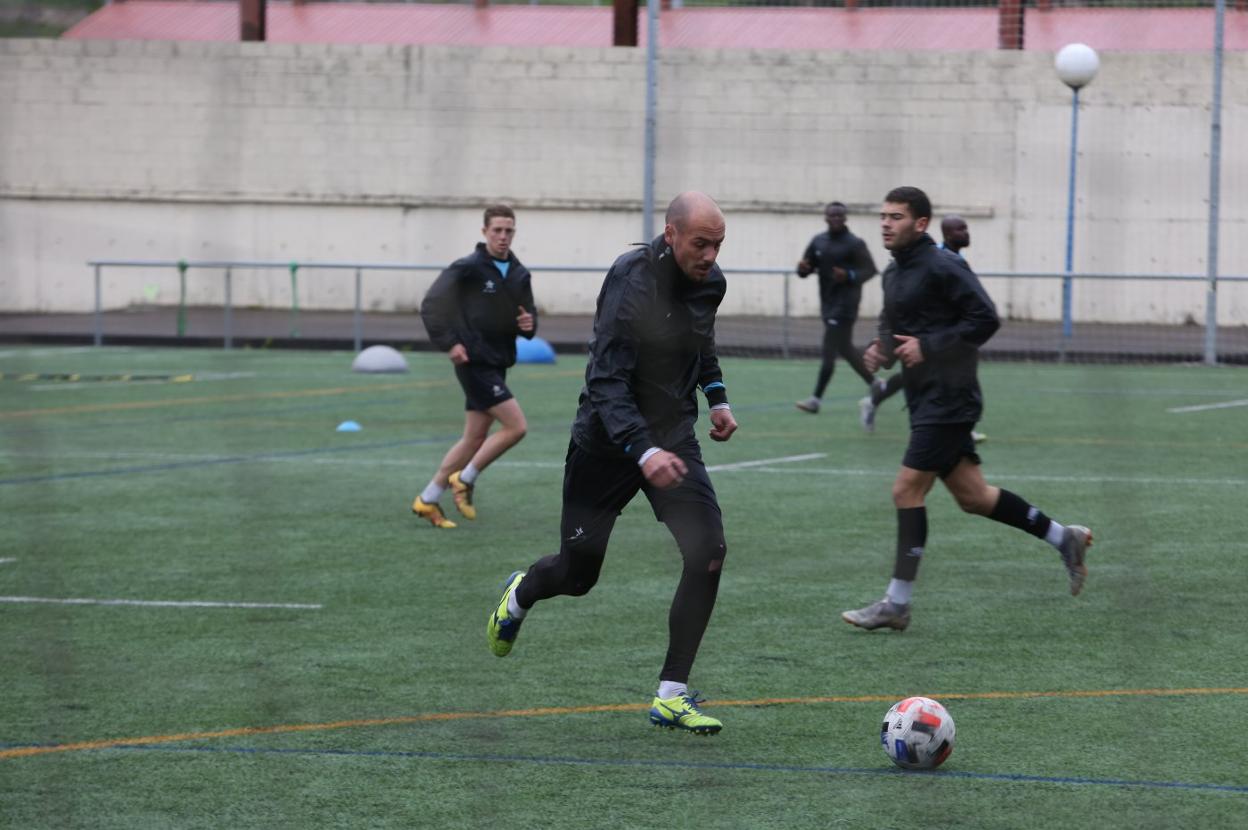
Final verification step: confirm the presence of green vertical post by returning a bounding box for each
[289,262,301,338]
[177,260,188,337]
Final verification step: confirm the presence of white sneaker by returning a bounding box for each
[1058,525,1092,596]
[796,397,820,414]
[858,396,876,432]
[842,597,910,631]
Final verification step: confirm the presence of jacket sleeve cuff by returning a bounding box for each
[701,381,728,408]
[624,437,657,464]
[636,447,662,467]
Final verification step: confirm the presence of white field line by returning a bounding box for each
[0,558,16,564]
[0,347,128,359]
[706,453,827,472]
[1167,398,1248,414]
[0,596,321,610]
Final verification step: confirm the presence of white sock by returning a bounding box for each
[886,578,913,606]
[420,482,444,503]
[506,590,527,620]
[657,681,687,700]
[459,463,480,486]
[1045,520,1066,549]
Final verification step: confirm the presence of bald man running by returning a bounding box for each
[486,192,739,735]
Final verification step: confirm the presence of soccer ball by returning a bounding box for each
[881,696,955,770]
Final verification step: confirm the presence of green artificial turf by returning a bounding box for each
[2,346,1246,828]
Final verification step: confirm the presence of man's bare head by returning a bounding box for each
[940,214,970,253]
[664,192,726,281]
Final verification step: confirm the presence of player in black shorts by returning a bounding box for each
[841,187,1093,632]
[412,204,538,528]
[486,192,739,734]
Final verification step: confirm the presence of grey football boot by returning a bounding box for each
[1059,525,1093,596]
[841,597,911,631]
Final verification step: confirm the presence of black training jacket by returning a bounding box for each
[799,229,878,322]
[571,236,729,464]
[420,243,538,369]
[878,233,1000,426]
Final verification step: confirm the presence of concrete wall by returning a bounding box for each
[1,39,1245,323]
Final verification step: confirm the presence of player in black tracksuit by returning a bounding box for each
[794,201,880,415]
[485,193,738,735]
[412,205,538,529]
[841,187,1093,632]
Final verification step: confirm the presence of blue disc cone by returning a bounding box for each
[515,336,556,364]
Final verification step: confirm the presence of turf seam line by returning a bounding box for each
[91,744,1248,795]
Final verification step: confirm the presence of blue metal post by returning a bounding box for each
[1062,87,1080,342]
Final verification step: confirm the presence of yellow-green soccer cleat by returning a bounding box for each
[448,470,476,520]
[412,496,456,529]
[649,691,722,735]
[487,570,525,657]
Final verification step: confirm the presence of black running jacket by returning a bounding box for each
[571,237,729,463]
[420,243,538,369]
[878,233,1000,426]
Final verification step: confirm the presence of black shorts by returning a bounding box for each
[559,438,722,555]
[902,423,981,478]
[454,364,514,412]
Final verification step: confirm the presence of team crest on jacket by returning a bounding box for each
[483,279,497,294]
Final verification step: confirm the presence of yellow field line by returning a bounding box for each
[5,686,1246,761]
[0,381,432,419]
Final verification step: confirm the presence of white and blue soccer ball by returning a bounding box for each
[881,696,956,770]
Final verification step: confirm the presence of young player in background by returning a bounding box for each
[412,204,538,529]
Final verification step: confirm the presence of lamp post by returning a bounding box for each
[1054,43,1099,349]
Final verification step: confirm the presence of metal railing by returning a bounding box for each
[86,259,1246,361]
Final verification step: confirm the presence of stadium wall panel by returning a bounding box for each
[0,39,1244,323]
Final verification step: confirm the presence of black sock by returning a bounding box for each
[988,489,1052,540]
[814,367,832,399]
[891,507,927,582]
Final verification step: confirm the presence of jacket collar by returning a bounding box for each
[475,242,512,264]
[892,233,936,267]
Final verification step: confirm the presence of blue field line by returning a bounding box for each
[0,437,453,486]
[93,743,1248,795]
[0,396,419,439]
[0,395,800,441]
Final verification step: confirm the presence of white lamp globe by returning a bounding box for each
[1055,43,1100,90]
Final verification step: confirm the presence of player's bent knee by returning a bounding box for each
[951,488,993,515]
[567,561,602,596]
[690,539,726,574]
